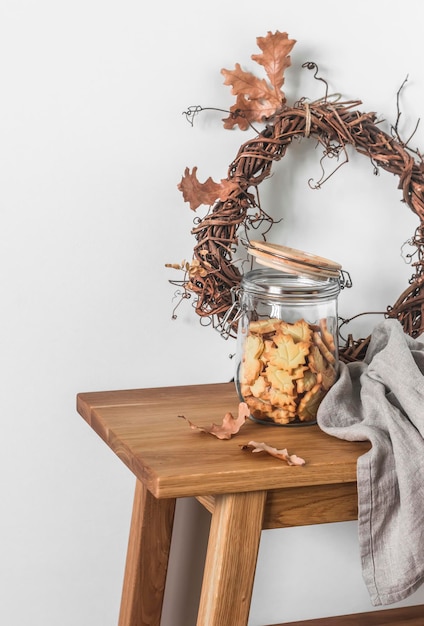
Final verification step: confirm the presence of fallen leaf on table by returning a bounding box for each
[240,441,306,465]
[179,402,250,440]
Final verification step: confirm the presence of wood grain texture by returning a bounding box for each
[76,384,423,626]
[197,490,267,626]
[268,604,424,625]
[262,482,358,528]
[118,480,175,626]
[197,482,358,528]
[76,383,370,499]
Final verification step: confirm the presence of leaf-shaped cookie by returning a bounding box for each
[245,334,264,359]
[265,364,295,394]
[245,395,274,418]
[250,375,268,398]
[298,384,326,421]
[313,331,336,364]
[296,369,319,394]
[269,408,293,425]
[249,318,281,334]
[241,334,265,384]
[308,344,326,374]
[269,333,309,370]
[276,319,313,343]
[319,318,336,353]
[268,387,297,409]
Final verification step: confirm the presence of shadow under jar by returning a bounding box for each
[234,242,346,426]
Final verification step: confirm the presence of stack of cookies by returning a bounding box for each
[239,317,337,424]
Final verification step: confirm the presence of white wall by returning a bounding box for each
[2,1,424,624]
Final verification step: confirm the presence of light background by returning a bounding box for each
[1,1,423,624]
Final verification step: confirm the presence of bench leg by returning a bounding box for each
[197,490,267,626]
[118,479,176,626]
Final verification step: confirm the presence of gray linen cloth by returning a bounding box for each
[317,318,424,606]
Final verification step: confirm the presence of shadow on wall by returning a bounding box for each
[161,498,211,626]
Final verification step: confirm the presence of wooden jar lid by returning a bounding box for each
[247,241,342,280]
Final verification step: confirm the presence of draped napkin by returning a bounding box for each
[317,318,424,605]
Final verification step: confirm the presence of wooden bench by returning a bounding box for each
[76,382,422,625]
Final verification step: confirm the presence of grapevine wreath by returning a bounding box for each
[167,30,424,363]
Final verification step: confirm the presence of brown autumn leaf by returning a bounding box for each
[178,166,223,211]
[241,441,306,466]
[177,167,242,211]
[221,30,296,129]
[223,94,275,131]
[222,62,273,102]
[251,31,296,96]
[179,402,250,440]
[177,31,297,209]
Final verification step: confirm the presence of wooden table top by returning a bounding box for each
[76,382,370,499]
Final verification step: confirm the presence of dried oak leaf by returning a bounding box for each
[179,402,250,440]
[177,167,241,211]
[222,78,276,131]
[252,31,296,96]
[241,441,306,466]
[221,31,296,129]
[178,167,222,211]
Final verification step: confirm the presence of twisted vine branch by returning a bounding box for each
[173,87,424,361]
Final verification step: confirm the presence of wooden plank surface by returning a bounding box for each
[269,604,424,625]
[76,383,370,499]
[197,490,267,626]
[118,480,175,626]
[197,481,359,528]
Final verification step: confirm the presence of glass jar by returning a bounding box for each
[234,242,347,426]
